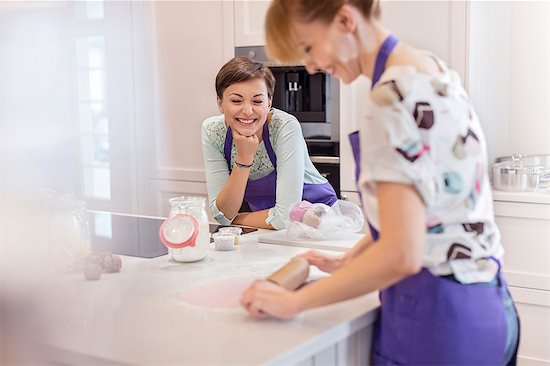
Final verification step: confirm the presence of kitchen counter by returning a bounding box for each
[492,189,550,205]
[41,230,380,365]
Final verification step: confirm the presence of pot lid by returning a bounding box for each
[492,153,545,174]
[159,214,199,249]
[492,162,544,175]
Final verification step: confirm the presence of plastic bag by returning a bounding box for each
[286,200,365,241]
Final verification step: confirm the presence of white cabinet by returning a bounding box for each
[234,0,270,47]
[135,1,233,215]
[494,198,550,291]
[509,287,550,366]
[494,195,550,365]
[468,2,550,162]
[289,326,373,366]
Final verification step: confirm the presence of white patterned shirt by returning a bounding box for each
[359,56,504,283]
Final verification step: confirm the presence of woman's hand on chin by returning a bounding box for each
[233,129,260,166]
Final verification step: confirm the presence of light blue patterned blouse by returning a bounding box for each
[201,108,329,230]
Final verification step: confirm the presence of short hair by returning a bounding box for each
[265,0,381,63]
[215,56,276,99]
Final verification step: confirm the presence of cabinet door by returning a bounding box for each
[134,2,231,215]
[494,200,550,291]
[508,286,550,365]
[234,0,270,47]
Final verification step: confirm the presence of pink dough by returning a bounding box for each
[180,277,259,308]
[289,201,312,222]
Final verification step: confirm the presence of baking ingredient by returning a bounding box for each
[81,251,122,280]
[102,254,122,273]
[212,232,235,251]
[289,201,313,222]
[83,262,102,281]
[218,227,242,245]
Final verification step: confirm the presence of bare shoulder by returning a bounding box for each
[389,43,444,76]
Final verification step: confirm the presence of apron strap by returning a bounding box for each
[360,35,399,240]
[488,256,502,273]
[223,126,233,167]
[262,122,277,168]
[372,34,399,88]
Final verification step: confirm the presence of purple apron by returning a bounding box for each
[349,35,516,364]
[224,122,337,212]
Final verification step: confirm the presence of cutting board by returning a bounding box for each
[258,229,364,252]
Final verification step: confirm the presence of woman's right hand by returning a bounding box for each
[233,129,259,166]
[296,250,348,274]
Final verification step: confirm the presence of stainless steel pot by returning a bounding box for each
[490,154,550,192]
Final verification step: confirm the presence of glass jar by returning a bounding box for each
[164,196,209,262]
[48,199,91,272]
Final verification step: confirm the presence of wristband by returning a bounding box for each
[235,161,253,169]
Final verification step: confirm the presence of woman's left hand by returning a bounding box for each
[240,280,301,319]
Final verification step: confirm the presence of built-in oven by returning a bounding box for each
[235,46,341,197]
[308,143,340,198]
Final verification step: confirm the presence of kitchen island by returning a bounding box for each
[41,230,380,365]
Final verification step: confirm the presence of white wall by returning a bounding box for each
[468,1,550,162]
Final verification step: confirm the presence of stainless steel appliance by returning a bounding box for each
[235,46,341,197]
[491,154,550,192]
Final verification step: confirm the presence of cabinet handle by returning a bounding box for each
[341,194,348,201]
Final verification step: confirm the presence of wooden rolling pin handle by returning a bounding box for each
[266,257,310,291]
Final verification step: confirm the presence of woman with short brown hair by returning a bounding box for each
[201,56,337,230]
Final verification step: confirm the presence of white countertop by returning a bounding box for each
[492,189,550,205]
[42,230,380,365]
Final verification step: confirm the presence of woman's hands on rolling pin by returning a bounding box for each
[240,280,301,319]
[296,250,348,273]
[233,129,259,166]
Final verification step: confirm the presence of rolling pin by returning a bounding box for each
[266,257,310,291]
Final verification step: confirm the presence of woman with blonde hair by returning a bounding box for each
[241,1,519,364]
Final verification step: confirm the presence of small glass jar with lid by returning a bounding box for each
[48,198,91,272]
[159,196,209,262]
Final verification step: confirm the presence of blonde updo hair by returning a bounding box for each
[265,0,381,63]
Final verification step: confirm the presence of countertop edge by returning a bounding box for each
[264,301,380,366]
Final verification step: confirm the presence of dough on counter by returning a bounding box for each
[180,277,258,308]
[301,204,329,228]
[289,201,312,222]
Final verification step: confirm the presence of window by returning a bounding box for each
[0,1,148,212]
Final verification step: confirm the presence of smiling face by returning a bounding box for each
[291,6,363,84]
[217,78,272,137]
